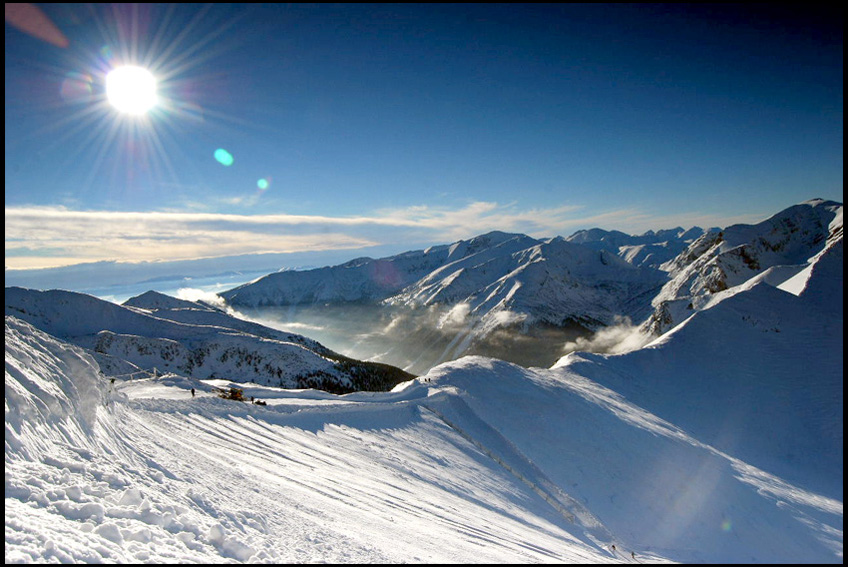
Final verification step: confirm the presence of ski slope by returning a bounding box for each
[6,312,842,563]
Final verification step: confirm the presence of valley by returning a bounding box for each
[233,302,593,374]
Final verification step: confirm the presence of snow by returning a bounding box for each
[645,199,843,334]
[223,231,666,333]
[6,316,619,563]
[221,232,671,374]
[5,288,413,393]
[6,271,842,562]
[567,226,707,269]
[5,200,843,563]
[556,281,843,499]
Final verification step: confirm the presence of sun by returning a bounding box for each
[105,65,158,115]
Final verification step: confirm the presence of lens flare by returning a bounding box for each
[106,65,158,115]
[60,72,93,104]
[257,178,269,190]
[214,148,234,166]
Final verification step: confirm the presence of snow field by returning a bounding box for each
[6,318,617,562]
[7,310,841,562]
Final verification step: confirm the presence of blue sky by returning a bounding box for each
[5,4,843,270]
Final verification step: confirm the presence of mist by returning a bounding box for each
[229,302,613,375]
[560,316,655,356]
[176,287,231,310]
[230,303,468,375]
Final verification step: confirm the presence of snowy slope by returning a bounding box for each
[3,315,623,563]
[389,236,666,331]
[556,279,843,500]
[646,199,842,334]
[5,288,412,393]
[223,231,666,337]
[221,232,536,308]
[567,226,708,269]
[6,312,841,563]
[6,201,842,563]
[428,357,842,563]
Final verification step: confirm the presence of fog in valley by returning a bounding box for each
[232,302,642,375]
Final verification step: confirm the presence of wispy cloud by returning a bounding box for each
[5,207,377,269]
[5,203,767,270]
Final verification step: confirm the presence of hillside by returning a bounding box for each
[220,232,538,307]
[221,231,669,373]
[566,226,708,269]
[5,288,412,393]
[5,200,842,563]
[645,199,842,334]
[221,231,669,333]
[556,279,843,499]
[6,287,841,562]
[387,236,666,331]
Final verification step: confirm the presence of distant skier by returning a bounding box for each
[191,388,196,397]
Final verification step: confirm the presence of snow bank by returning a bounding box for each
[5,287,412,393]
[558,279,843,500]
[6,316,107,460]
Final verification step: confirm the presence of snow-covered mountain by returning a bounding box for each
[557,276,843,500]
[566,225,709,269]
[388,235,666,331]
[221,231,539,307]
[645,198,843,334]
[220,231,674,373]
[219,201,842,373]
[6,249,842,561]
[5,287,412,393]
[222,230,668,335]
[5,199,843,562]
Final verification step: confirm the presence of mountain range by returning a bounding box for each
[221,230,672,331]
[5,198,842,562]
[645,198,842,334]
[221,199,842,371]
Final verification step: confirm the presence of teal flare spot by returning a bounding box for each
[214,148,234,167]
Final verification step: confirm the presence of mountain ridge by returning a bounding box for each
[5,287,413,393]
[645,198,842,334]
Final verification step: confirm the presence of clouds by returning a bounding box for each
[4,207,373,269]
[5,202,765,270]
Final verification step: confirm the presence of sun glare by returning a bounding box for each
[105,65,158,115]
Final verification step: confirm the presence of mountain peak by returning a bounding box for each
[801,197,840,208]
[465,230,528,247]
[123,290,211,311]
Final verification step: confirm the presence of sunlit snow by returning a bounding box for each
[5,199,843,563]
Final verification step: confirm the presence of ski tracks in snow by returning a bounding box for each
[420,393,619,552]
[111,388,617,563]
